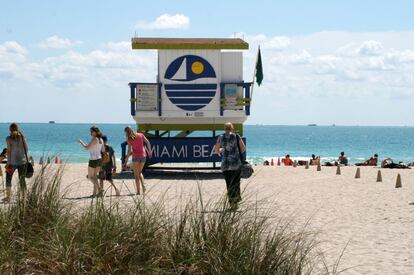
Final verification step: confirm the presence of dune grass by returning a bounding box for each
[0,165,340,274]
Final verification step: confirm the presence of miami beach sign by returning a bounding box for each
[148,137,220,163]
[146,137,246,163]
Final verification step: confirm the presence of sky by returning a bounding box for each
[1,0,414,125]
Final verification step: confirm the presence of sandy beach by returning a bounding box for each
[1,164,414,274]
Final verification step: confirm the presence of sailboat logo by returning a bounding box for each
[164,55,217,111]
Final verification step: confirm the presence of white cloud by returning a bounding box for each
[358,40,384,56]
[2,33,414,97]
[105,41,131,51]
[135,14,190,30]
[0,41,27,55]
[234,33,291,51]
[38,35,82,49]
[240,31,414,101]
[261,36,291,50]
[2,32,414,115]
[386,49,414,65]
[0,41,27,79]
[3,32,414,124]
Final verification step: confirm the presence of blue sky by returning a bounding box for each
[1,0,414,125]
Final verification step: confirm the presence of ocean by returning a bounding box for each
[1,123,414,164]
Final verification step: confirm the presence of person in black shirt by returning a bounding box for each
[99,135,120,196]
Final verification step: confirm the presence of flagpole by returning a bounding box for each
[250,45,259,106]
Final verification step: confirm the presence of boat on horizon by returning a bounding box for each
[307,124,317,126]
[49,121,56,124]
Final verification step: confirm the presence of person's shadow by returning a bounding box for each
[113,170,223,181]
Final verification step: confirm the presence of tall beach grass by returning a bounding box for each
[0,165,341,274]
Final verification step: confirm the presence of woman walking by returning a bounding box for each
[124,126,152,195]
[215,122,246,208]
[79,126,105,197]
[3,123,29,203]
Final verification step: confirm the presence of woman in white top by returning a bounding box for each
[79,126,105,197]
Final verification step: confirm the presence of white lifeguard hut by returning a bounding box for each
[128,37,252,164]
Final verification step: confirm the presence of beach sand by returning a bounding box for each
[1,163,414,274]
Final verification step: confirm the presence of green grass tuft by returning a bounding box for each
[0,165,342,274]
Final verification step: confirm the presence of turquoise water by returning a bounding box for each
[1,123,414,164]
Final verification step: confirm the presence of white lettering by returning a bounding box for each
[201,145,209,158]
[210,145,216,157]
[160,146,171,158]
[172,145,186,158]
[193,145,201,158]
[151,145,158,157]
[193,145,211,158]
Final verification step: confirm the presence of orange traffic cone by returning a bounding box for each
[271,158,274,166]
[277,158,281,166]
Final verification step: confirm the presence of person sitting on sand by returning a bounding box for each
[309,154,320,166]
[367,154,378,166]
[337,152,348,166]
[356,154,378,166]
[98,135,120,196]
[283,154,294,166]
[78,126,105,197]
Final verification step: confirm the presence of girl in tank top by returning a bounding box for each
[79,126,105,197]
[123,126,152,195]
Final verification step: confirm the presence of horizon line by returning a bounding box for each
[0,122,413,127]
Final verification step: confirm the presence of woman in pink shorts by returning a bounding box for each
[124,126,152,195]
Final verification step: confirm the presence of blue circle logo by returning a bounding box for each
[164,55,217,111]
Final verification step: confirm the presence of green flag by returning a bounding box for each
[255,47,263,86]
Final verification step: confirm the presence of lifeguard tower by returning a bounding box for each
[128,37,252,164]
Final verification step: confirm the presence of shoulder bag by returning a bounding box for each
[22,136,34,178]
[236,135,254,179]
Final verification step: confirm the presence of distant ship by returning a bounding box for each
[307,124,317,126]
[49,121,56,124]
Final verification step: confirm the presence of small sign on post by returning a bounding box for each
[136,84,158,111]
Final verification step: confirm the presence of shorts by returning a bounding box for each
[99,169,112,181]
[5,164,27,189]
[89,159,102,168]
[132,157,146,163]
